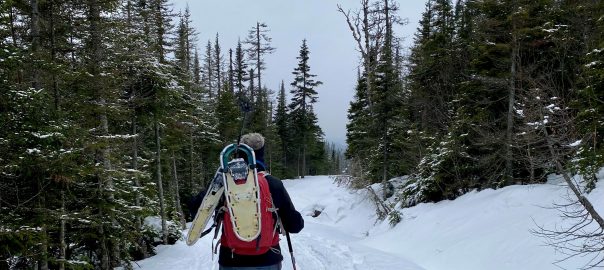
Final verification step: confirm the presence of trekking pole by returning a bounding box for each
[285,231,297,270]
[236,95,252,146]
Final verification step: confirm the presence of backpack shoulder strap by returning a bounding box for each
[256,172,283,236]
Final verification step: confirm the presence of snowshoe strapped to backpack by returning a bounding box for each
[220,143,280,255]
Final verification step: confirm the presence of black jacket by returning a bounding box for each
[218,173,304,267]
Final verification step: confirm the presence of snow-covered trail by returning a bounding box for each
[128,176,423,270]
[123,173,604,269]
[281,222,422,270]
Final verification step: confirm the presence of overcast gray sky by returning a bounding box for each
[171,0,426,147]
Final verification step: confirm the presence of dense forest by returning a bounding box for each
[2,0,604,268]
[0,0,340,268]
[339,2,604,263]
[343,0,603,208]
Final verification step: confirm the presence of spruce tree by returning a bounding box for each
[214,33,224,97]
[274,80,290,173]
[193,48,201,84]
[215,85,241,144]
[570,0,604,191]
[249,87,270,134]
[368,0,404,183]
[203,40,214,97]
[244,22,275,100]
[0,0,222,268]
[234,39,248,94]
[345,76,373,183]
[289,39,323,178]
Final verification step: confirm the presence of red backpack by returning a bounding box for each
[220,172,280,255]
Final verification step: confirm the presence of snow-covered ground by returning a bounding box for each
[127,172,604,270]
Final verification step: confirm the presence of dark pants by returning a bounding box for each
[219,263,282,270]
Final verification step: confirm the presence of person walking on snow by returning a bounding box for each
[218,133,304,270]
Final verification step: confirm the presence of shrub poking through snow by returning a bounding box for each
[388,210,402,227]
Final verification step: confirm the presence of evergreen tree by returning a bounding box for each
[202,40,214,97]
[215,85,240,144]
[408,0,456,133]
[289,39,323,178]
[234,39,248,94]
[0,0,223,268]
[249,87,270,134]
[174,6,195,76]
[214,33,224,97]
[274,80,290,173]
[345,76,373,183]
[368,0,405,183]
[244,22,275,101]
[193,48,201,84]
[571,0,604,191]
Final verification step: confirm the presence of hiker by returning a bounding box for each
[193,133,303,270]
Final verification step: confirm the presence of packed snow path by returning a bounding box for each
[130,176,423,270]
[128,174,604,270]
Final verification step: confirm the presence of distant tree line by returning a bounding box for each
[0,0,337,269]
[342,0,603,203]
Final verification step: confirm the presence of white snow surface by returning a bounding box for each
[127,173,604,270]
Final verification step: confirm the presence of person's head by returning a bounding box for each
[240,133,265,168]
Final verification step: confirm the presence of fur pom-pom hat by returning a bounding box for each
[240,133,266,169]
[241,133,265,151]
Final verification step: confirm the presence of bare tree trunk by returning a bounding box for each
[49,0,60,111]
[88,0,115,266]
[132,117,148,257]
[381,0,391,185]
[362,0,374,112]
[172,152,186,229]
[382,141,388,183]
[31,0,40,89]
[283,145,287,173]
[101,100,120,267]
[302,140,306,178]
[8,5,18,47]
[268,140,272,172]
[337,0,374,111]
[366,186,391,219]
[189,130,195,193]
[527,146,534,183]
[39,197,49,270]
[31,0,49,268]
[59,191,66,270]
[8,5,23,84]
[504,0,518,186]
[542,127,604,230]
[297,148,301,178]
[155,121,168,244]
[99,224,110,270]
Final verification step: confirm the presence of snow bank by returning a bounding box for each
[283,176,380,237]
[363,171,604,270]
[284,173,604,270]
